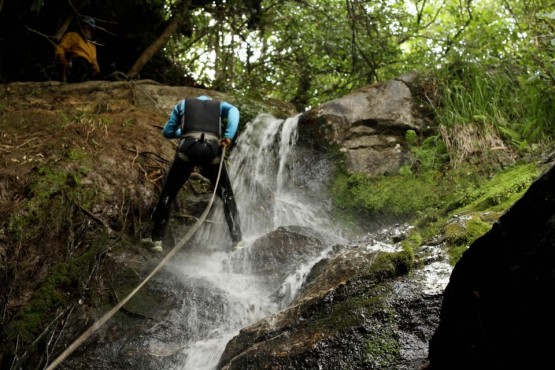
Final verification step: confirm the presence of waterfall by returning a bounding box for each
[189,113,338,249]
[164,114,343,370]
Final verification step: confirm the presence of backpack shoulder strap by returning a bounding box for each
[180,99,186,132]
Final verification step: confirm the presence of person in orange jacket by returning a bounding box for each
[55,16,100,82]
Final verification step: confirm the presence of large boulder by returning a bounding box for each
[301,73,430,176]
[424,162,555,369]
[237,226,328,292]
[217,236,439,370]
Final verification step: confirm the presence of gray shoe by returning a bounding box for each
[141,238,163,253]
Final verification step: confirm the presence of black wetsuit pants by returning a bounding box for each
[67,57,94,83]
[150,154,242,243]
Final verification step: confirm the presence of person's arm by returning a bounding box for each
[162,100,184,139]
[221,101,239,140]
[90,45,100,75]
[55,33,76,68]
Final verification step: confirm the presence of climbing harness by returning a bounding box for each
[45,147,228,370]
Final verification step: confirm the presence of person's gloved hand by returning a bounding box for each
[219,138,232,149]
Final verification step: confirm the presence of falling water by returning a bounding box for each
[151,113,453,370]
[164,114,343,370]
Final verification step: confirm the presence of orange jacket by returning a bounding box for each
[55,32,99,74]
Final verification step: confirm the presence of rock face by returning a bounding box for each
[217,235,440,370]
[301,73,430,176]
[425,163,555,369]
[242,226,328,293]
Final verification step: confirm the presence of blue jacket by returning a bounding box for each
[162,96,239,140]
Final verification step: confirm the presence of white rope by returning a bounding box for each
[45,147,227,370]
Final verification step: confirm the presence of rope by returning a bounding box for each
[45,146,228,370]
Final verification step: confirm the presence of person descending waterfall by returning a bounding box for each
[141,95,243,252]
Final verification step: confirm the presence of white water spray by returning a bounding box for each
[157,113,451,370]
[164,114,340,370]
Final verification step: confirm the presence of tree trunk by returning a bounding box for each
[127,11,186,77]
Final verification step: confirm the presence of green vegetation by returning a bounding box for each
[333,171,445,218]
[309,249,412,331]
[455,163,540,213]
[27,161,96,208]
[2,158,106,359]
[4,1,555,111]
[370,251,414,279]
[365,325,401,368]
[306,250,412,367]
[4,232,109,344]
[2,2,555,367]
[332,142,542,266]
[442,216,492,265]
[431,66,555,151]
[332,58,549,266]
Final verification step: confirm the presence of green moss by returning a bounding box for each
[410,163,537,265]
[308,251,411,335]
[431,162,539,264]
[333,160,540,267]
[27,163,98,208]
[29,166,74,200]
[4,232,109,343]
[2,159,106,351]
[67,148,88,161]
[331,171,445,219]
[369,251,414,280]
[401,229,422,252]
[310,296,386,332]
[459,162,540,213]
[365,324,400,368]
[443,215,492,265]
[5,165,96,249]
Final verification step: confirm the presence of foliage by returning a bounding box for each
[429,63,555,152]
[2,0,555,115]
[331,155,541,266]
[1,2,554,365]
[332,171,447,219]
[166,0,555,111]
[535,9,555,82]
[450,162,540,213]
[405,129,450,172]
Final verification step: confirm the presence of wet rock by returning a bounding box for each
[240,225,328,290]
[61,253,232,370]
[300,73,431,176]
[425,163,555,369]
[218,242,435,370]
